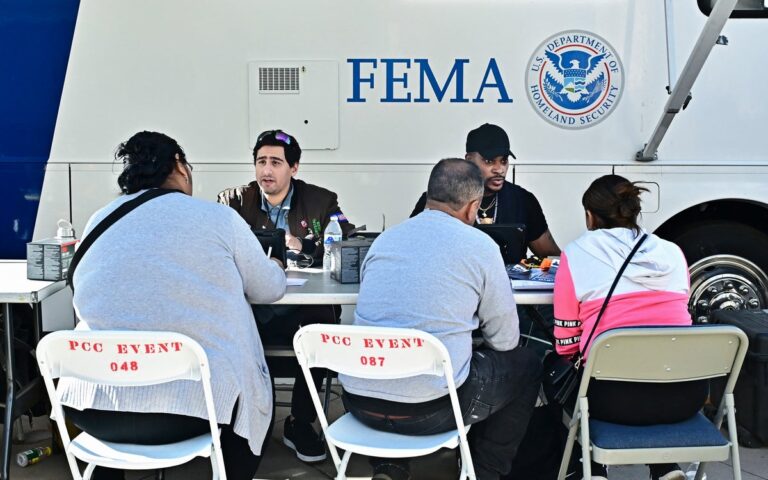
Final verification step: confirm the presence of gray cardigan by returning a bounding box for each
[58,190,286,455]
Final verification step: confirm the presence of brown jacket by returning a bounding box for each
[217,179,354,263]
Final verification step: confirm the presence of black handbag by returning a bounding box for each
[542,350,582,406]
[541,233,648,406]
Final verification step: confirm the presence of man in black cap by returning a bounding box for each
[411,123,560,258]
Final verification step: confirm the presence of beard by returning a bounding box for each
[485,176,505,193]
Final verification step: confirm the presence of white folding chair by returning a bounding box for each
[557,325,749,480]
[36,330,227,480]
[293,324,476,480]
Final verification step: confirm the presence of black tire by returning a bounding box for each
[670,221,768,322]
[671,221,768,271]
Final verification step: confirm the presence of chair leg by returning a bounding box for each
[322,371,333,414]
[558,411,580,480]
[693,463,707,480]
[82,463,96,480]
[456,438,475,480]
[578,399,591,480]
[460,450,476,480]
[725,395,742,480]
[210,451,221,480]
[335,450,352,480]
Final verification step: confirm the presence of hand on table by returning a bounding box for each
[285,233,302,252]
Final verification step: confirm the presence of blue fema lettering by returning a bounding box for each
[414,59,469,103]
[347,59,377,103]
[346,58,513,104]
[381,59,412,102]
[472,58,512,104]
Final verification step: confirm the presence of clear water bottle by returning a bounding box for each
[322,215,343,271]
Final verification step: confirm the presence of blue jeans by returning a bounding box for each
[343,347,542,479]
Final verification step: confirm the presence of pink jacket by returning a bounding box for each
[554,228,691,358]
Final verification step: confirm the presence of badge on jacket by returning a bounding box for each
[310,218,322,238]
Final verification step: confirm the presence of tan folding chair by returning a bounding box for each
[293,323,476,480]
[36,330,227,480]
[557,325,749,480]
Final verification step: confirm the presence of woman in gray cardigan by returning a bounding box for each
[58,131,286,480]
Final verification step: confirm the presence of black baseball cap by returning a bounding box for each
[465,123,517,160]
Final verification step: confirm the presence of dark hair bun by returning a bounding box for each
[582,175,648,233]
[614,183,643,220]
[116,131,185,194]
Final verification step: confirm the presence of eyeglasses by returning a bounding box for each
[257,130,292,145]
[178,158,193,171]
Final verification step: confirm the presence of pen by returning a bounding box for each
[266,246,272,258]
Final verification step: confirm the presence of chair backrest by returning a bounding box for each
[293,323,474,477]
[293,323,453,380]
[36,330,208,386]
[36,330,225,480]
[579,326,749,397]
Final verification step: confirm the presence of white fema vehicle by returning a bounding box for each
[11,0,768,322]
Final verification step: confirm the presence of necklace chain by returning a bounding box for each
[478,195,497,214]
[477,193,499,224]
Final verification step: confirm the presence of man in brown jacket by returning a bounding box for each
[218,129,354,463]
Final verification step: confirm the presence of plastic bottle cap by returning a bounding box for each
[56,219,76,238]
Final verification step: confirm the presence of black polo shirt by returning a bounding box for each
[410,181,549,246]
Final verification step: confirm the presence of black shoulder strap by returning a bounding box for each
[66,189,181,290]
[579,233,648,358]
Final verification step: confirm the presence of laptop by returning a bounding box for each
[252,228,287,267]
[475,223,527,266]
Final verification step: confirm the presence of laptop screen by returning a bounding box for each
[475,223,527,265]
[251,228,287,267]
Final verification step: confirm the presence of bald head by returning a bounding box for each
[426,158,484,211]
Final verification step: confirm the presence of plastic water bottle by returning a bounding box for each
[322,215,343,271]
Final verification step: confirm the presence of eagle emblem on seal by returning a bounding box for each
[543,50,607,109]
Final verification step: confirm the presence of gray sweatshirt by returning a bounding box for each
[340,209,520,403]
[58,190,286,455]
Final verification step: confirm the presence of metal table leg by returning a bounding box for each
[2,303,15,480]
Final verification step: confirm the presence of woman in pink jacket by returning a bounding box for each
[554,175,706,480]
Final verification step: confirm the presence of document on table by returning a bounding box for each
[511,280,555,290]
[287,278,308,286]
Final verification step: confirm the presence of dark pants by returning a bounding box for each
[504,305,571,480]
[516,305,556,357]
[575,378,709,478]
[254,304,340,423]
[343,347,542,480]
[63,401,272,480]
[589,379,708,425]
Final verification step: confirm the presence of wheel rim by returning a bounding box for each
[688,254,768,323]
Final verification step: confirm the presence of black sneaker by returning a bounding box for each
[282,417,327,463]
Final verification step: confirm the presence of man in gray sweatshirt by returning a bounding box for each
[340,158,541,480]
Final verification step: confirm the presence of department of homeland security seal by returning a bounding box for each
[526,31,624,129]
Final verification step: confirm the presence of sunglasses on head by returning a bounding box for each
[258,130,292,145]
